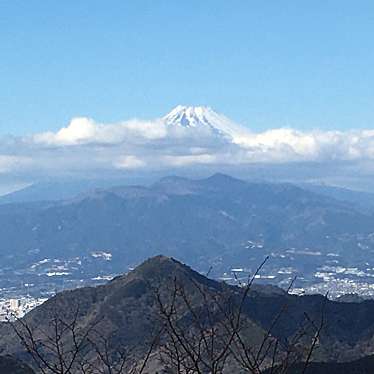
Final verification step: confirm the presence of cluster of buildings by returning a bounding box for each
[0,296,48,322]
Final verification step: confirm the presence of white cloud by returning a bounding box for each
[3,106,374,190]
[235,128,374,163]
[236,129,319,160]
[33,117,167,146]
[29,108,374,165]
[33,117,97,145]
[114,155,146,169]
[161,154,217,167]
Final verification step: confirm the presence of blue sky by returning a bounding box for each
[1,1,374,136]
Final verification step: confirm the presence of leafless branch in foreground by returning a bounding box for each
[154,257,327,373]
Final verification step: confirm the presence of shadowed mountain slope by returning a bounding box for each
[0,355,34,374]
[265,354,374,374]
[2,256,374,371]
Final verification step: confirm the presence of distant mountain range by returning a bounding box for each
[299,183,374,212]
[3,256,374,372]
[1,173,374,297]
[3,174,374,211]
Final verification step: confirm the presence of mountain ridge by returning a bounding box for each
[1,173,374,298]
[4,255,374,371]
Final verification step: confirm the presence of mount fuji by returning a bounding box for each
[162,105,251,143]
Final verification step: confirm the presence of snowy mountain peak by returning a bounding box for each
[163,105,248,139]
[163,105,216,128]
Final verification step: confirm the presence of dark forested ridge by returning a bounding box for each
[0,355,34,374]
[265,355,374,374]
[2,256,374,372]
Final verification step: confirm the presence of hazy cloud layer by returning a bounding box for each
[3,108,374,189]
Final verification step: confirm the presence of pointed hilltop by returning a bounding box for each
[110,254,220,291]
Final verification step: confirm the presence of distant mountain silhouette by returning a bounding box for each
[1,173,373,283]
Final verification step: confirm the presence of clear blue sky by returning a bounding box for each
[1,0,374,135]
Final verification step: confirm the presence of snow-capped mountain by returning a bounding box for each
[163,105,250,141]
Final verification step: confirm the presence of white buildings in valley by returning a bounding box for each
[0,297,48,321]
